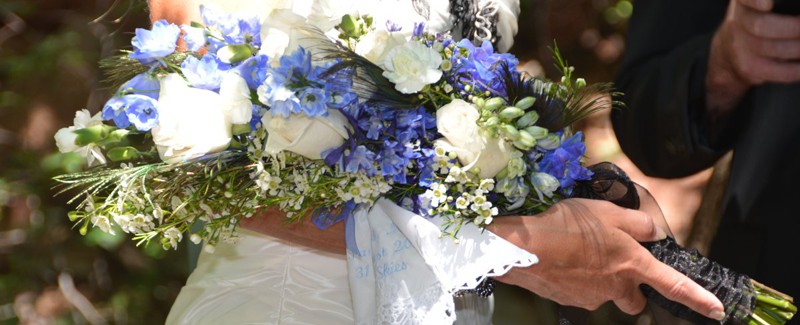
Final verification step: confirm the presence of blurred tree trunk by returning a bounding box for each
[685,151,733,255]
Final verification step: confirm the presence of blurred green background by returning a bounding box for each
[0,0,634,323]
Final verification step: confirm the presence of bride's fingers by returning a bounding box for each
[605,206,667,242]
[637,255,725,321]
[613,290,647,315]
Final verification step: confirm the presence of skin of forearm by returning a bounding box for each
[239,208,347,254]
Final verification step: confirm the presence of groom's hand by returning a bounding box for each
[488,199,725,320]
[706,0,800,115]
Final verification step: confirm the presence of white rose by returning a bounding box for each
[306,0,357,32]
[382,41,443,94]
[262,108,350,159]
[219,72,252,125]
[259,9,310,61]
[355,30,409,66]
[151,74,232,163]
[434,99,514,179]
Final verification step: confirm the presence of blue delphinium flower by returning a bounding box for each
[257,74,300,118]
[536,132,593,190]
[324,68,357,109]
[275,48,313,83]
[260,86,299,118]
[181,54,230,91]
[256,48,350,119]
[357,105,387,140]
[379,141,410,183]
[346,145,378,176]
[182,25,206,52]
[102,95,159,131]
[199,5,262,52]
[102,97,131,128]
[125,96,160,131]
[322,144,348,169]
[298,87,328,116]
[416,148,437,187]
[332,96,437,186]
[311,201,357,230]
[235,55,269,89]
[200,5,223,29]
[250,104,265,131]
[450,39,518,97]
[412,22,425,38]
[228,15,261,46]
[386,20,402,32]
[129,20,181,65]
[396,107,435,142]
[118,72,160,100]
[198,6,225,52]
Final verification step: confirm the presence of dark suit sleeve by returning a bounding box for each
[611,0,743,178]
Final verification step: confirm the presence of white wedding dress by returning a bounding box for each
[167,228,354,324]
[166,1,525,324]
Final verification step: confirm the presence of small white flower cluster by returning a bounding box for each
[113,213,157,234]
[162,227,183,249]
[421,144,500,227]
[467,181,499,225]
[336,172,391,205]
[90,214,115,235]
[86,172,161,237]
[251,161,282,195]
[433,146,454,174]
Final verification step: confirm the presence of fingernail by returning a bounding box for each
[709,309,725,321]
[655,227,667,240]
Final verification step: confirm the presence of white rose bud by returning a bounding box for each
[262,108,350,160]
[259,9,309,62]
[55,127,79,153]
[151,74,232,164]
[434,99,514,179]
[54,109,107,167]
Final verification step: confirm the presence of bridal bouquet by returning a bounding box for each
[53,5,794,325]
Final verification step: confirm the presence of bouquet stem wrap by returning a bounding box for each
[641,237,755,324]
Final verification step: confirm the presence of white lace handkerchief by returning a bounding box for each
[347,198,538,325]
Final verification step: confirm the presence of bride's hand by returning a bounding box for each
[488,198,725,320]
